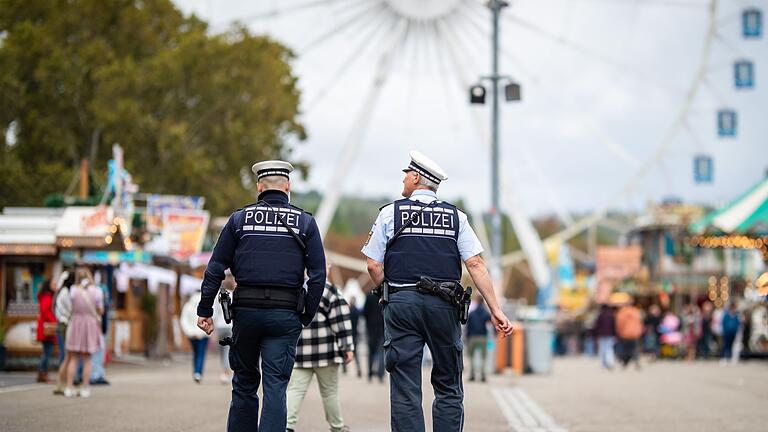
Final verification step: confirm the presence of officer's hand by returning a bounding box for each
[491,310,514,338]
[343,350,354,365]
[197,317,214,335]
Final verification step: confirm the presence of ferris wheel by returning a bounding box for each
[194,0,765,290]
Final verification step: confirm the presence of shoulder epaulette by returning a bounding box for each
[379,202,395,211]
[288,203,310,215]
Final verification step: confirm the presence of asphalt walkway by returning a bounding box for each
[0,356,765,431]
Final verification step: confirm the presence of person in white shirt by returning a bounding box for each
[180,292,209,383]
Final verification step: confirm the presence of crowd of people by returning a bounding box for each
[556,297,759,369]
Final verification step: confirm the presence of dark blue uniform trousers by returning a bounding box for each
[383,291,464,432]
[227,308,302,432]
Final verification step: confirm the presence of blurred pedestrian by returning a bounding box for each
[213,284,234,384]
[697,301,714,359]
[88,278,110,385]
[363,291,385,383]
[53,271,73,395]
[64,268,104,398]
[36,279,56,383]
[286,282,354,432]
[720,303,741,365]
[615,298,642,369]
[681,304,702,361]
[343,295,362,378]
[659,309,683,358]
[740,306,753,359]
[181,291,209,383]
[465,299,492,382]
[595,304,616,370]
[643,304,661,360]
[582,306,598,356]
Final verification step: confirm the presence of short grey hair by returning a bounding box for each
[417,174,439,191]
[257,175,289,190]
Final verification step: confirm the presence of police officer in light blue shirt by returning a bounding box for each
[362,151,514,432]
[197,160,326,432]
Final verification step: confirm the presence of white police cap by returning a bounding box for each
[403,151,448,184]
[251,160,295,180]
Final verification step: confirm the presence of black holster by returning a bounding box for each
[219,290,232,324]
[372,281,390,304]
[459,287,473,325]
[296,287,307,314]
[218,290,234,346]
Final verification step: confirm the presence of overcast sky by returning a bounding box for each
[173,0,767,218]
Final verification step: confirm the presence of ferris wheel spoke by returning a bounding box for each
[438,15,552,284]
[503,13,687,97]
[238,0,362,22]
[456,5,596,225]
[298,1,387,55]
[525,0,710,10]
[497,0,723,266]
[459,3,643,170]
[431,20,495,258]
[701,77,728,105]
[713,32,748,58]
[592,0,709,10]
[683,119,708,152]
[304,11,396,111]
[314,20,410,238]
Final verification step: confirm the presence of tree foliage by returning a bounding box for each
[0,0,305,215]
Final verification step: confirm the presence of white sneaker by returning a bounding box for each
[63,387,76,398]
[79,388,91,398]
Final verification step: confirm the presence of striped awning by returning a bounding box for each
[691,177,768,234]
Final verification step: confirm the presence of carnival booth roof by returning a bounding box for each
[690,177,768,234]
[55,206,129,250]
[0,207,63,255]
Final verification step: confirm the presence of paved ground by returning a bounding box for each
[0,356,765,431]
[516,357,768,432]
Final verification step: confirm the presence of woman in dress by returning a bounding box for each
[64,268,104,398]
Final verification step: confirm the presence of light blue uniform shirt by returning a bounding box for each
[361,189,484,263]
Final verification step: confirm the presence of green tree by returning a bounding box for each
[0,0,304,215]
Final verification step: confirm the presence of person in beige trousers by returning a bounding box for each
[286,281,354,432]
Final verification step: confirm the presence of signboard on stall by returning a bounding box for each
[161,209,210,261]
[59,249,152,265]
[146,195,205,233]
[595,246,643,303]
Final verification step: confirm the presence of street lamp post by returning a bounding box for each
[489,0,507,289]
[469,1,519,291]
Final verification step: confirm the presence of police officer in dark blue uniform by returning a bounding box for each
[197,160,326,432]
[362,151,514,432]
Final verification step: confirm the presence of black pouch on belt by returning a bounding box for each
[296,287,307,314]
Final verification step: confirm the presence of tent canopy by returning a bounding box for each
[691,177,768,234]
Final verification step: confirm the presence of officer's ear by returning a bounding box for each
[256,181,265,194]
[283,180,291,193]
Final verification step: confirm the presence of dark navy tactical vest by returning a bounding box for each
[384,198,462,285]
[230,191,310,289]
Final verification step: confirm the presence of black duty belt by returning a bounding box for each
[233,285,300,310]
[387,277,473,324]
[390,278,460,305]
